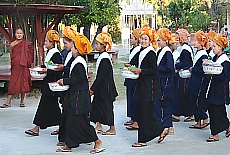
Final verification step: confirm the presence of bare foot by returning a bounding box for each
[158,128,169,143]
[90,139,105,153]
[132,122,139,128]
[94,139,102,149]
[168,127,174,135]
[95,122,102,132]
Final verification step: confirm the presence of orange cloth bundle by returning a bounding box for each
[73,34,93,55]
[176,29,190,43]
[96,32,112,51]
[46,30,60,45]
[213,34,229,49]
[169,34,179,44]
[207,30,217,42]
[62,26,78,40]
[132,28,141,39]
[195,30,209,49]
[140,24,158,50]
[157,28,172,44]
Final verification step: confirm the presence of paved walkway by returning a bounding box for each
[1,96,230,155]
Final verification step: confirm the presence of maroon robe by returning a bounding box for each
[8,39,34,95]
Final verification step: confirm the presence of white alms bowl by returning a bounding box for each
[48,82,69,91]
[29,68,47,78]
[179,69,191,78]
[203,66,223,74]
[120,70,139,79]
[46,64,59,70]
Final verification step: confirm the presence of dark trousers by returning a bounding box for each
[126,86,135,118]
[153,98,173,128]
[58,109,66,143]
[190,94,208,122]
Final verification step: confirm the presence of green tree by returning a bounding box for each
[168,0,210,32]
[73,0,121,48]
[108,17,122,44]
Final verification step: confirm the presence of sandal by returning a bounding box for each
[56,142,65,146]
[51,129,59,135]
[226,129,230,138]
[184,117,195,122]
[56,148,72,152]
[200,123,210,129]
[124,120,133,126]
[158,131,169,143]
[0,104,11,108]
[189,124,202,129]
[90,148,105,154]
[132,143,147,147]
[19,103,25,107]
[207,137,219,142]
[172,116,180,122]
[102,131,116,135]
[25,129,39,136]
[95,129,103,134]
[126,126,138,130]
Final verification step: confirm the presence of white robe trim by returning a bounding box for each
[173,50,180,64]
[44,48,60,67]
[129,46,141,62]
[69,56,88,78]
[182,44,193,60]
[193,49,207,67]
[209,49,215,58]
[157,46,171,66]
[206,53,230,98]
[215,53,230,64]
[96,52,113,74]
[64,51,72,66]
[138,46,154,68]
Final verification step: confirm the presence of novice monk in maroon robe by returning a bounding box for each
[0,28,34,108]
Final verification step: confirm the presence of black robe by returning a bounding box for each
[134,48,163,143]
[90,52,118,126]
[33,52,62,129]
[62,60,98,148]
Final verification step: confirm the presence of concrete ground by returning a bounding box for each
[1,96,230,155]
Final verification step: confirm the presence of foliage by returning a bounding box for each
[108,17,122,44]
[167,0,209,32]
[145,0,227,32]
[1,0,121,40]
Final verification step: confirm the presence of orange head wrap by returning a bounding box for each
[169,34,179,44]
[195,30,209,49]
[157,28,172,44]
[73,34,93,55]
[96,32,112,51]
[213,34,229,49]
[62,26,78,40]
[140,24,158,50]
[132,28,141,39]
[46,30,60,45]
[207,30,217,42]
[176,29,190,43]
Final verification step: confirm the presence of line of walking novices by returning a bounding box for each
[2,25,229,153]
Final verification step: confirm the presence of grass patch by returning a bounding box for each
[88,58,127,101]
[26,88,41,99]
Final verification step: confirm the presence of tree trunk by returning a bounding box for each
[91,24,106,50]
[83,24,90,40]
